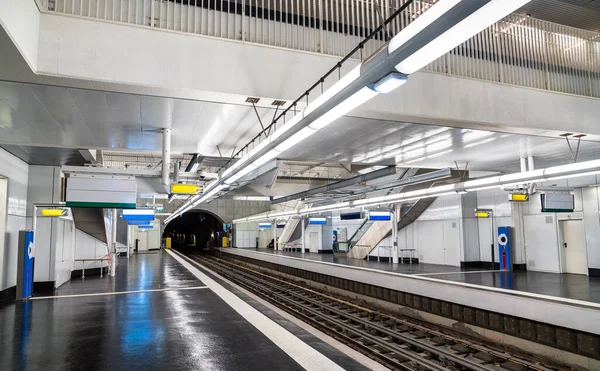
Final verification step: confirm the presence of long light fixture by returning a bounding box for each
[392,0,531,74]
[233,159,600,223]
[167,0,532,224]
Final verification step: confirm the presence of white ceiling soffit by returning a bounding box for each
[0,26,292,110]
[0,80,278,156]
[277,117,600,172]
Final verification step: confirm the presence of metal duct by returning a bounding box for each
[162,128,171,187]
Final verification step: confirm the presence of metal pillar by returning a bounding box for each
[391,205,398,264]
[527,156,535,171]
[273,219,277,251]
[110,209,117,277]
[489,210,495,270]
[173,160,180,183]
[520,157,527,172]
[301,217,305,255]
[162,128,171,187]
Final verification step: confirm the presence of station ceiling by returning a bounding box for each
[524,0,600,32]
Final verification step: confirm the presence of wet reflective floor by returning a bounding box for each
[0,252,306,371]
[257,249,600,303]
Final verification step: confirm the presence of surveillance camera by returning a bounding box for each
[200,175,205,179]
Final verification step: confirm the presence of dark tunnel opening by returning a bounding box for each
[162,211,226,252]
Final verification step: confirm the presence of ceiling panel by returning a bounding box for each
[278,116,600,172]
[522,0,600,32]
[0,80,275,156]
[0,145,86,166]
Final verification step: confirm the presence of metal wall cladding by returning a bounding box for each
[66,177,137,205]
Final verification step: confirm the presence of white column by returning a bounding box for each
[110,209,118,277]
[273,219,277,251]
[301,217,305,256]
[510,201,526,267]
[391,205,398,264]
[527,156,535,171]
[162,128,171,187]
[520,157,527,172]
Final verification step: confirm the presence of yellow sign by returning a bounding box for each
[41,209,68,217]
[475,211,490,218]
[170,183,202,195]
[509,193,529,202]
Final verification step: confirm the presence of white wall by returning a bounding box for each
[54,218,75,287]
[167,199,271,223]
[305,224,323,253]
[74,229,109,270]
[235,221,259,248]
[26,166,62,283]
[367,194,464,266]
[582,187,600,270]
[0,148,29,292]
[0,0,40,71]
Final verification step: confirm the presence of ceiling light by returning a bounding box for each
[369,72,409,94]
[308,87,379,130]
[395,0,532,74]
[274,126,316,153]
[388,0,462,53]
[233,196,271,201]
[303,66,361,116]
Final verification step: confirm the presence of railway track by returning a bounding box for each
[187,253,563,371]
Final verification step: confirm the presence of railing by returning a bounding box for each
[49,0,600,99]
[347,218,373,251]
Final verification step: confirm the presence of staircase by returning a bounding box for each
[347,197,437,260]
[277,218,300,249]
[71,208,109,243]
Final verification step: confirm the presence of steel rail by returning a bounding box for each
[188,253,556,371]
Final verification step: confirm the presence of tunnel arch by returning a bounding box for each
[162,209,227,251]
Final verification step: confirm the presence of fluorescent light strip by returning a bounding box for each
[388,0,462,54]
[396,0,532,74]
[308,87,379,130]
[233,196,271,201]
[232,159,600,223]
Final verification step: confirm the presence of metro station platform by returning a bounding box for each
[218,248,600,340]
[0,250,374,371]
[256,249,600,303]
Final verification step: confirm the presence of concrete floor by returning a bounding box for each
[0,251,364,371]
[258,249,600,303]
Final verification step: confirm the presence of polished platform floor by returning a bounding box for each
[0,251,366,371]
[254,249,600,304]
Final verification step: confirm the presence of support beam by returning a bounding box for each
[272,166,397,204]
[301,217,305,256]
[391,204,398,264]
[162,128,171,187]
[61,166,218,179]
[173,161,181,183]
[78,149,97,163]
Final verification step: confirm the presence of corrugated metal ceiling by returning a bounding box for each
[521,0,600,32]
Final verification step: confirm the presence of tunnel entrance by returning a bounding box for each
[162,211,225,252]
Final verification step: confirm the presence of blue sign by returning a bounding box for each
[369,211,391,221]
[498,226,511,270]
[309,217,326,225]
[332,230,338,243]
[122,209,155,221]
[128,220,151,225]
[21,231,34,299]
[258,223,272,229]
